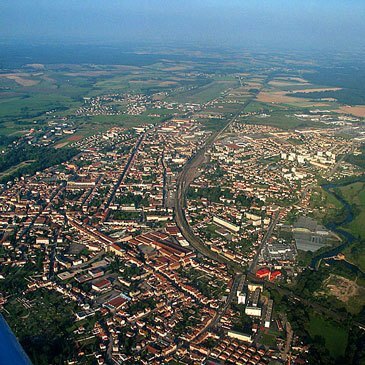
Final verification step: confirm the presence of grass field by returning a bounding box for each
[338,182,365,240]
[310,186,344,222]
[244,110,317,130]
[260,332,277,347]
[0,160,34,179]
[307,313,348,358]
[260,327,281,347]
[200,118,229,132]
[169,78,237,104]
[335,182,365,271]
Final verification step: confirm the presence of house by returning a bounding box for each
[92,278,112,292]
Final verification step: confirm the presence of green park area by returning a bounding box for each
[338,181,365,241]
[336,181,365,271]
[307,313,348,359]
[243,109,318,130]
[168,77,237,104]
[0,260,98,365]
[309,186,344,224]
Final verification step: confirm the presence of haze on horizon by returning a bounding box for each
[1,0,365,51]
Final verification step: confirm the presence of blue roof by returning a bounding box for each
[0,315,33,365]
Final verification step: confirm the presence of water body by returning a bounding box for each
[310,182,357,270]
[0,314,32,365]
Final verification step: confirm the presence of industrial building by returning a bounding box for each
[227,330,253,343]
[245,306,262,317]
[264,299,273,328]
[236,275,246,304]
[213,216,240,233]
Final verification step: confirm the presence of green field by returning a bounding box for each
[244,111,317,130]
[0,64,191,138]
[169,78,237,103]
[338,182,365,240]
[260,328,282,347]
[307,314,348,358]
[335,182,365,271]
[310,186,344,223]
[310,182,365,272]
[201,118,229,131]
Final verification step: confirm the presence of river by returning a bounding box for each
[310,181,362,275]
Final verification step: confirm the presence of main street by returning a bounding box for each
[191,273,243,343]
[248,211,280,274]
[102,132,145,214]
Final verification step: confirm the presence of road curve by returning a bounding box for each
[174,97,258,271]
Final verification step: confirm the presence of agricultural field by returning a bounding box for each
[0,61,204,137]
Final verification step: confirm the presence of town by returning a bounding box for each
[0,93,364,364]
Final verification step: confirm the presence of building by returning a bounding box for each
[293,216,336,251]
[270,270,282,281]
[251,288,260,307]
[92,278,112,292]
[236,275,246,304]
[213,216,240,233]
[256,268,270,279]
[227,330,252,343]
[264,299,273,328]
[245,306,262,317]
[248,283,264,292]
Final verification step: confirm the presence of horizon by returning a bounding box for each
[1,0,365,51]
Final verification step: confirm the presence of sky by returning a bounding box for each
[1,0,364,50]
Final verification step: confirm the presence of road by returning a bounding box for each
[174,96,260,271]
[248,211,280,274]
[208,274,243,329]
[103,132,145,213]
[190,273,243,342]
[282,320,293,361]
[173,84,271,330]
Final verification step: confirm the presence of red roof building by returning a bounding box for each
[269,270,282,281]
[92,278,112,292]
[255,268,270,279]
